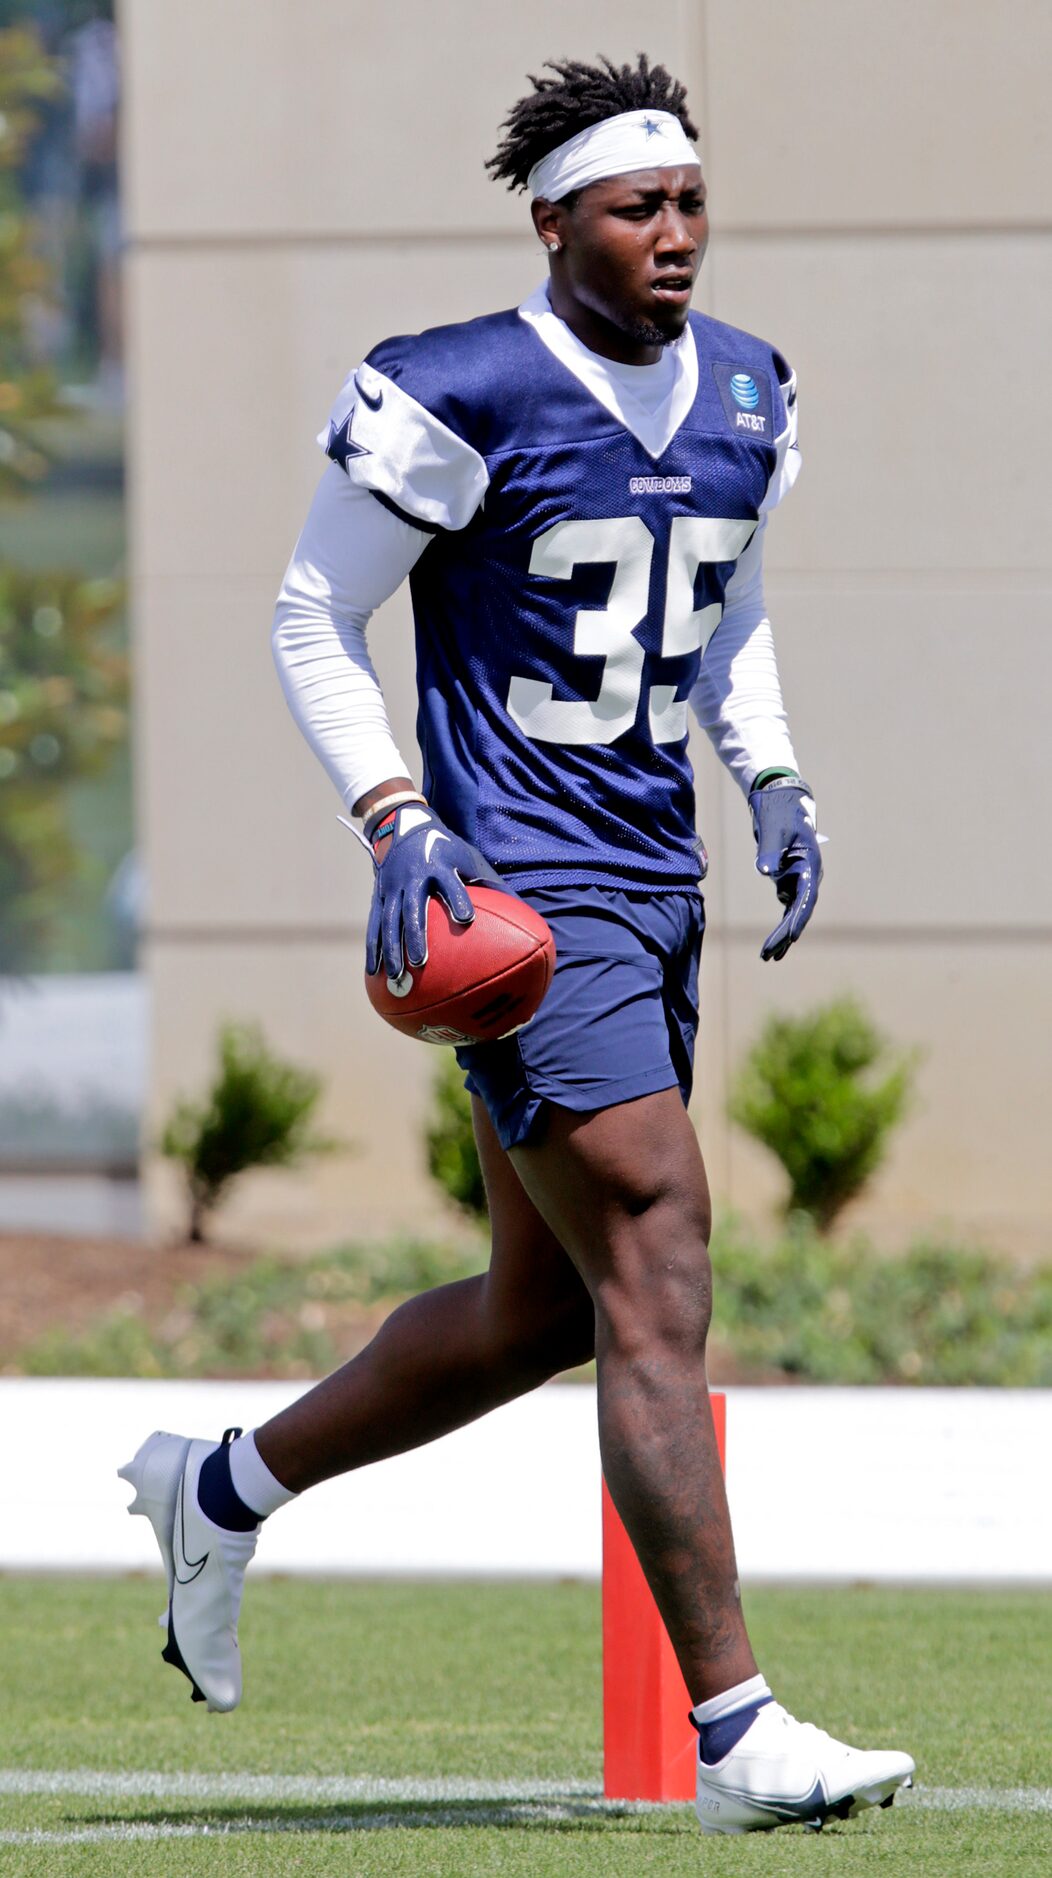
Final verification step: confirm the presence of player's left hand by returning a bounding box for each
[749,775,823,963]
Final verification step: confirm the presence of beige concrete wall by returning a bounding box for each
[121,1,1052,1251]
[693,1,1052,1248]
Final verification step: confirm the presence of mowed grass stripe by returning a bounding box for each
[3,1580,1050,1872]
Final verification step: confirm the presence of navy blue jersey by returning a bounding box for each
[322,289,798,891]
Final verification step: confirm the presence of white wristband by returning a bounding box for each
[361,791,427,839]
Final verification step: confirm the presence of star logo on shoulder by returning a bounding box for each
[325,409,370,473]
[641,116,665,137]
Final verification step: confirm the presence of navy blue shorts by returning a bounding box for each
[458,886,705,1151]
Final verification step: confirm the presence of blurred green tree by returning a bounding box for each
[0,22,131,976]
[0,567,127,969]
[0,23,64,493]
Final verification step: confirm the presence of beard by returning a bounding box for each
[620,302,691,348]
[622,315,671,347]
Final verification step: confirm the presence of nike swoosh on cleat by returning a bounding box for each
[353,372,383,412]
[712,1776,829,1824]
[172,1475,209,1585]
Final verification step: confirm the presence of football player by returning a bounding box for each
[121,55,914,1834]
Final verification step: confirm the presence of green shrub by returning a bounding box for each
[728,997,916,1230]
[426,1052,487,1218]
[20,1307,168,1380]
[15,1238,485,1379]
[709,1217,1052,1386]
[13,1224,1051,1387]
[159,1021,339,1242]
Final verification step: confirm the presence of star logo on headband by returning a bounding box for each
[641,116,665,137]
[325,409,371,474]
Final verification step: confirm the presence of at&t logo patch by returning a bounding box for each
[713,361,774,439]
[730,373,760,409]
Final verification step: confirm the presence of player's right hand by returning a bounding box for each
[364,802,507,980]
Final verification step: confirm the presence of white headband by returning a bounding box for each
[528,108,699,203]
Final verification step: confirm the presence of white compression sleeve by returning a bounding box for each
[272,465,430,810]
[690,517,800,796]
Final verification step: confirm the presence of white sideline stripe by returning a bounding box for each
[0,1772,1050,1843]
[2,1817,593,1847]
[0,1771,597,1802]
[0,1814,619,1847]
[910,1787,1052,1814]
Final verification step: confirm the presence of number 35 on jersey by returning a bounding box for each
[507,514,755,749]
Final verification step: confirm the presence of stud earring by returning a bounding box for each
[547,240,560,253]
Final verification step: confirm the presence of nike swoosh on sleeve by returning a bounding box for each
[354,372,384,412]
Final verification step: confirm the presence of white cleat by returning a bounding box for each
[695,1701,915,1834]
[118,1428,259,1713]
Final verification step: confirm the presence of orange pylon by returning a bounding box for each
[602,1392,727,1800]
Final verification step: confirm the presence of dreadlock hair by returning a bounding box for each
[486,53,698,196]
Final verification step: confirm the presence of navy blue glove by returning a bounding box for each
[749,775,823,963]
[364,802,506,979]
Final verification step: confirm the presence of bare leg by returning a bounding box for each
[256,1098,594,1491]
[510,1088,757,1704]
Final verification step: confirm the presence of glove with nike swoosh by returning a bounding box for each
[749,773,824,963]
[365,801,508,980]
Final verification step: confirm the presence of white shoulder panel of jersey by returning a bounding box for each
[760,367,802,513]
[317,362,490,532]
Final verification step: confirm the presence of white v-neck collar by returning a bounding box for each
[517,282,699,461]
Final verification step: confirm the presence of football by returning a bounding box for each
[364,884,556,1045]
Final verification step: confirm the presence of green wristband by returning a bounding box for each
[752,767,801,790]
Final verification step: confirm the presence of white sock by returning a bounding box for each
[691,1672,772,1726]
[228,1430,298,1518]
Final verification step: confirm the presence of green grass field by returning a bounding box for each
[1,1577,1049,1874]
